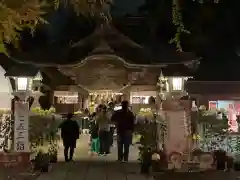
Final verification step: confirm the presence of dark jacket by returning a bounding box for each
[60,119,80,142]
[111,109,135,134]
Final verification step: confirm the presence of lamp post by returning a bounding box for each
[7,71,42,153]
[12,77,31,153]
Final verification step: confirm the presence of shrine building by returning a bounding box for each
[1,25,199,113]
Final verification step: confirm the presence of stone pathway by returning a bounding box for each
[37,135,150,180]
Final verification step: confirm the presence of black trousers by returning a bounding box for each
[109,127,115,146]
[99,130,110,154]
[117,132,132,161]
[63,140,76,161]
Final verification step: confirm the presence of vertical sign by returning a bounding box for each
[14,102,29,152]
[165,111,188,154]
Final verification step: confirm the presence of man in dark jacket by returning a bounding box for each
[59,113,80,162]
[111,101,135,162]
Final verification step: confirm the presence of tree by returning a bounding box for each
[0,0,110,54]
[0,0,226,56]
[0,0,46,54]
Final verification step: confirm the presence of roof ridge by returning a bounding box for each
[71,24,143,49]
[91,39,115,53]
[105,25,143,49]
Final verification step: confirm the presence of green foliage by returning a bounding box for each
[170,0,220,51]
[170,4,190,52]
[0,109,11,115]
[198,109,229,135]
[231,136,240,154]
[33,149,50,171]
[198,109,232,152]
[0,0,221,54]
[136,115,167,161]
[29,115,60,151]
[0,0,48,53]
[137,123,158,161]
[31,107,56,116]
[48,142,58,155]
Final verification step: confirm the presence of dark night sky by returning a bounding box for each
[111,0,145,16]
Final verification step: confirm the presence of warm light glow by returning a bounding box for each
[34,71,42,80]
[17,78,28,91]
[172,77,182,90]
[131,96,150,104]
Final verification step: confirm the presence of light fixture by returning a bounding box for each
[172,77,182,91]
[16,77,28,91]
[5,70,43,101]
[8,71,43,92]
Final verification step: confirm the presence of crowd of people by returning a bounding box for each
[59,100,135,162]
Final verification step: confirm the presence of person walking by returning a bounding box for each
[97,105,111,155]
[107,102,115,147]
[111,101,135,162]
[59,113,80,162]
[89,113,100,155]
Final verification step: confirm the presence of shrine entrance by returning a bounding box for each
[88,91,123,112]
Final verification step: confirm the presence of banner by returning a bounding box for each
[14,102,29,152]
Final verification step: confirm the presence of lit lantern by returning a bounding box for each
[16,77,29,91]
[172,77,183,91]
[15,71,42,92]
[6,71,42,100]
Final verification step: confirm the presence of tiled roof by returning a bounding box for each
[6,25,198,66]
[5,64,39,77]
[41,67,74,86]
[68,25,197,65]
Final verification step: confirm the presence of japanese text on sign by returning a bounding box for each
[14,102,29,152]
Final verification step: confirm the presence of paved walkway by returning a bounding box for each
[37,135,150,180]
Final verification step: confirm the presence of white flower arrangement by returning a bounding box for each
[151,153,160,161]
